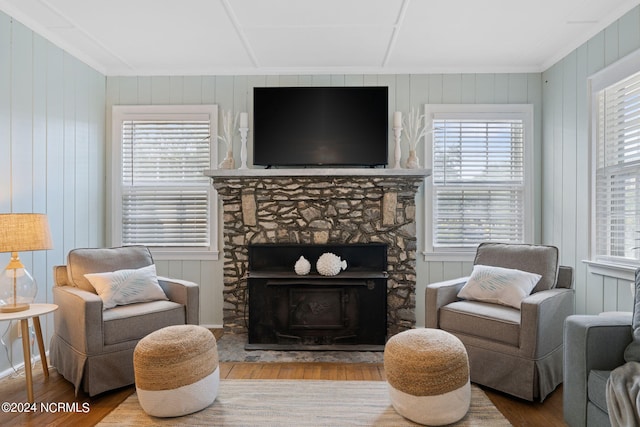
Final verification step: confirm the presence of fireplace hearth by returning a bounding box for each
[247,243,388,350]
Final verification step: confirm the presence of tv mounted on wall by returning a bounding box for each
[253,86,388,167]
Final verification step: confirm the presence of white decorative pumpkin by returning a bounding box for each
[316,253,347,276]
[294,256,311,275]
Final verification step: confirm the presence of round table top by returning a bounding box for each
[0,303,58,321]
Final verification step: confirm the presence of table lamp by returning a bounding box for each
[0,213,53,313]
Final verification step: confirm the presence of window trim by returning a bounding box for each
[111,105,219,261]
[586,48,640,277]
[422,104,535,262]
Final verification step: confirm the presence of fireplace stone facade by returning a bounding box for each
[208,170,427,338]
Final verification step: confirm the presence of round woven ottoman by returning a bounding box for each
[384,328,470,425]
[133,324,219,417]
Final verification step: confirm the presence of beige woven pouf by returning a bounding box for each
[384,328,470,425]
[134,324,219,417]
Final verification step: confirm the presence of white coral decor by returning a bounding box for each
[294,256,311,275]
[316,253,347,276]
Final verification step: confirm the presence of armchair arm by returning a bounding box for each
[157,276,200,325]
[53,265,70,286]
[563,315,632,427]
[556,265,574,289]
[519,288,574,358]
[52,286,104,354]
[425,277,468,328]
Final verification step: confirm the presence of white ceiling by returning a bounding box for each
[1,0,639,76]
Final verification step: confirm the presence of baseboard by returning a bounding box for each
[0,352,45,380]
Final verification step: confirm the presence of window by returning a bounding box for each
[590,51,640,271]
[424,104,534,260]
[111,105,218,260]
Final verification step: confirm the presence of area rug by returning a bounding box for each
[97,380,511,426]
[216,333,384,363]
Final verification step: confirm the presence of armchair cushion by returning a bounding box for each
[102,300,185,345]
[474,242,559,292]
[67,246,154,292]
[84,264,168,309]
[440,300,521,346]
[458,264,541,309]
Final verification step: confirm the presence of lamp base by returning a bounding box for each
[0,303,30,313]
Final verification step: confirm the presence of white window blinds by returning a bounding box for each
[425,105,533,257]
[121,120,212,247]
[112,105,218,257]
[594,70,640,266]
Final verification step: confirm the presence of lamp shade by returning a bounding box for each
[0,213,53,313]
[0,213,53,253]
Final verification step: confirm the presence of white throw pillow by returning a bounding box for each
[457,264,542,309]
[84,264,168,310]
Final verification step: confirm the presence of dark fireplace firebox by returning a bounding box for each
[247,243,388,351]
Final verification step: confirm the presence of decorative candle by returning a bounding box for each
[393,111,402,128]
[240,112,248,128]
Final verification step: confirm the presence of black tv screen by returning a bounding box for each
[253,86,388,167]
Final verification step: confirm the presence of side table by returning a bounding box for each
[0,303,58,403]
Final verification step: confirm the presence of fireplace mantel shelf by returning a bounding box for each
[204,168,431,178]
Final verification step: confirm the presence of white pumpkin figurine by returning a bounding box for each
[316,252,347,276]
[294,256,311,275]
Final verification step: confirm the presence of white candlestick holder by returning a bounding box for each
[393,126,403,169]
[239,127,249,169]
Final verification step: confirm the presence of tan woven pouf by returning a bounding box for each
[134,325,219,417]
[384,328,470,425]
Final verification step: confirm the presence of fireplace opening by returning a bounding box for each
[289,288,344,329]
[247,243,388,351]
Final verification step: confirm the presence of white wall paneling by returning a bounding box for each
[542,5,640,314]
[0,12,105,375]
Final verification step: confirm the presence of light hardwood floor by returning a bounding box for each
[0,331,567,426]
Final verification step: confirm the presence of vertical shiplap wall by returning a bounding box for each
[106,72,542,327]
[542,5,640,314]
[0,13,106,374]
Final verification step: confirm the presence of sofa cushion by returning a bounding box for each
[588,369,611,414]
[102,300,185,346]
[67,246,154,293]
[439,300,521,347]
[473,243,559,292]
[84,264,168,310]
[457,264,541,309]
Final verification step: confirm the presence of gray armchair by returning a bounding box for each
[50,246,199,396]
[563,269,640,427]
[426,243,574,401]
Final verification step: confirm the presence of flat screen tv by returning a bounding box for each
[253,86,388,167]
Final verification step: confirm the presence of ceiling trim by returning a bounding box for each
[381,0,410,67]
[221,0,259,68]
[106,64,547,77]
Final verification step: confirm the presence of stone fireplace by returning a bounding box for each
[206,169,429,339]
